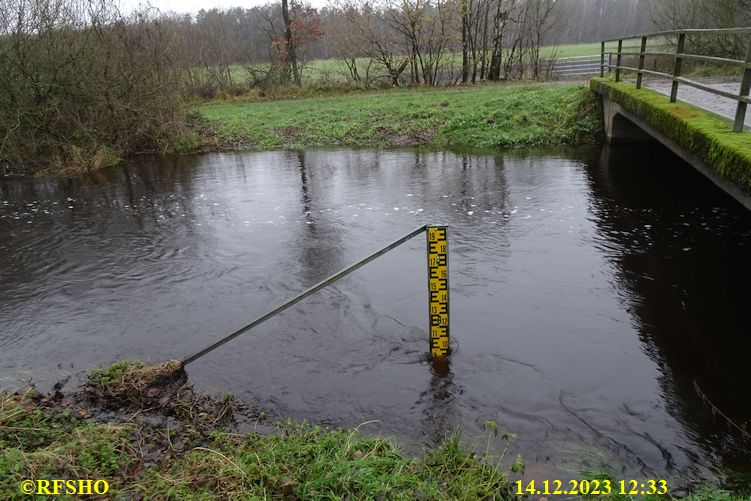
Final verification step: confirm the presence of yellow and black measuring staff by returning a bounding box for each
[426,226,449,358]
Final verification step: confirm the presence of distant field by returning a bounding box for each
[543,42,602,58]
[551,37,669,59]
[219,40,669,87]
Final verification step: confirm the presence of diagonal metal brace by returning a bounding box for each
[182,225,428,366]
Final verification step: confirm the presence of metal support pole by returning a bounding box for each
[670,33,686,103]
[182,225,428,366]
[733,38,751,132]
[600,41,605,78]
[426,226,449,359]
[636,36,647,89]
[615,39,623,82]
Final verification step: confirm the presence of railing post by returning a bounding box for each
[733,37,751,132]
[670,32,686,102]
[600,41,605,78]
[615,39,623,82]
[608,52,612,74]
[636,36,647,89]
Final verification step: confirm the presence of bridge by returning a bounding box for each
[590,27,751,209]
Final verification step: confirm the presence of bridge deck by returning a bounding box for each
[592,77,751,209]
[641,79,750,130]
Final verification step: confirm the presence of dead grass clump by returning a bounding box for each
[86,360,187,410]
[85,360,233,428]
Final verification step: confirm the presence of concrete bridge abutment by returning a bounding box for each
[602,98,655,144]
[594,79,751,210]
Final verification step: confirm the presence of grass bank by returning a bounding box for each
[0,361,517,499]
[196,83,603,152]
[2,361,749,499]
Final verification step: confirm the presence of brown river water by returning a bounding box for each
[1,144,750,491]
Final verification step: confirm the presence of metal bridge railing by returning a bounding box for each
[599,27,751,132]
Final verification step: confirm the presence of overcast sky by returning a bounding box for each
[120,0,326,15]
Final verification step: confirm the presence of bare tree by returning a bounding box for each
[649,0,750,57]
[325,5,364,81]
[487,0,515,80]
[330,0,409,86]
[382,0,455,85]
[271,0,324,85]
[525,0,556,79]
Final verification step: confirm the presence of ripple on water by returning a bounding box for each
[1,146,750,487]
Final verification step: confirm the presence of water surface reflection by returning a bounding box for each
[1,146,749,488]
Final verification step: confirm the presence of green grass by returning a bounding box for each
[552,38,667,59]
[142,423,512,500]
[0,392,137,497]
[3,391,749,500]
[591,77,751,190]
[86,359,146,387]
[197,83,602,151]
[545,41,604,58]
[3,355,750,500]
[0,391,516,499]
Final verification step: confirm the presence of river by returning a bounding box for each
[1,145,749,490]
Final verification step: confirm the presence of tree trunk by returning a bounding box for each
[281,0,300,85]
[479,2,489,80]
[461,0,469,83]
[488,9,507,81]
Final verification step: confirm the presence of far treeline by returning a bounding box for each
[1,0,750,176]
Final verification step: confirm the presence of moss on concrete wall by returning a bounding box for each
[591,78,751,193]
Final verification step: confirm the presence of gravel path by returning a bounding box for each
[643,79,749,129]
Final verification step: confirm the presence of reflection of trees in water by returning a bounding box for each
[444,151,512,286]
[456,151,511,213]
[0,154,206,298]
[583,143,751,475]
[459,154,471,206]
[402,149,512,223]
[290,150,345,285]
[298,150,312,214]
[119,156,203,230]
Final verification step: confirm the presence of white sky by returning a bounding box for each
[120,0,326,15]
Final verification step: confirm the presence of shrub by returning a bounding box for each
[0,0,190,176]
